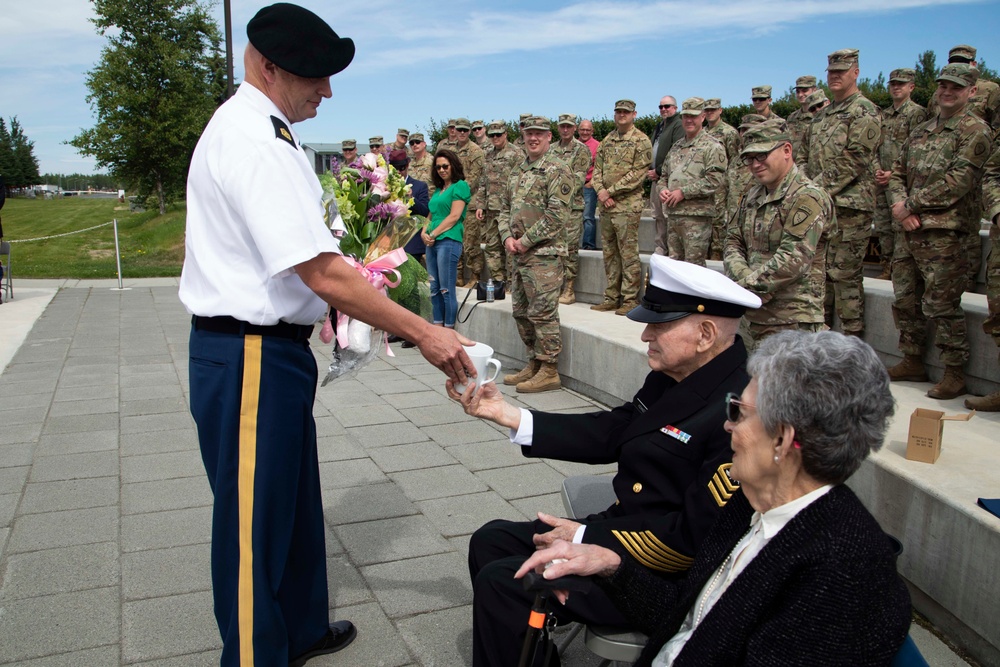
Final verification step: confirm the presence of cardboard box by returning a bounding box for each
[905,408,975,464]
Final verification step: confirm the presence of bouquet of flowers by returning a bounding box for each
[318,152,430,385]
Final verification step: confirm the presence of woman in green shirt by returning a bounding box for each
[421,149,471,327]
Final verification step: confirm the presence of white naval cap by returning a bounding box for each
[628,256,762,324]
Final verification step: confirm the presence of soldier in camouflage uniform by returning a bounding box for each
[724,120,833,344]
[929,45,1000,290]
[704,98,740,259]
[514,113,531,150]
[724,114,769,227]
[497,116,573,393]
[787,75,818,165]
[438,119,458,151]
[407,133,433,190]
[886,63,993,400]
[453,118,486,286]
[967,141,1000,411]
[473,120,524,283]
[874,69,928,279]
[368,135,384,157]
[387,128,411,157]
[590,99,653,315]
[549,113,592,304]
[340,139,358,166]
[806,48,882,337]
[751,85,782,120]
[660,97,728,267]
[797,90,830,167]
[471,120,490,149]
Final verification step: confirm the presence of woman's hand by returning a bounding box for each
[445,378,521,429]
[514,539,622,604]
[421,230,435,246]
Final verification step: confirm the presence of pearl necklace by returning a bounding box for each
[695,524,756,625]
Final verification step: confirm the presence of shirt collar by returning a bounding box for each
[752,484,834,540]
[238,82,297,140]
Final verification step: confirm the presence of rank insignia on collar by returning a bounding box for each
[271,115,297,149]
[660,425,691,444]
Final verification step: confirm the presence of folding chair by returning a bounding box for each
[0,241,11,302]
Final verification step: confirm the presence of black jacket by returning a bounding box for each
[526,337,749,575]
[599,485,912,666]
[652,115,685,175]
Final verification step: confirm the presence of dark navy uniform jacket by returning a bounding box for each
[524,337,749,576]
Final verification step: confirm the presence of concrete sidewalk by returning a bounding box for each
[0,282,973,666]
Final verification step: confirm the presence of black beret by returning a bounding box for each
[247,3,355,78]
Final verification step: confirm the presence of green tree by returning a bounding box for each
[913,49,938,108]
[0,119,16,189]
[70,0,225,214]
[8,118,41,188]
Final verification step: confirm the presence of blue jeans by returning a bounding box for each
[582,186,597,249]
[427,237,463,326]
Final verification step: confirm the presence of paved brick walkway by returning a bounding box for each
[0,286,613,666]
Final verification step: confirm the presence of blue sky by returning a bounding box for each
[2,0,999,176]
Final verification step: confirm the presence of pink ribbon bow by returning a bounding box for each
[334,248,408,355]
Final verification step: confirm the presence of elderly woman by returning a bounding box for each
[518,330,911,666]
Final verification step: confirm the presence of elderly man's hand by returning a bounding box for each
[532,513,583,548]
[445,378,522,429]
[514,539,622,604]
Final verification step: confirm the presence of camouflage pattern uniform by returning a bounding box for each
[408,135,434,190]
[875,85,928,273]
[723,114,768,232]
[806,52,881,335]
[514,113,531,150]
[497,148,573,364]
[981,142,1000,363]
[796,90,829,167]
[591,107,653,307]
[548,130,592,285]
[454,121,487,281]
[471,120,491,150]
[786,108,813,165]
[704,99,740,260]
[887,77,992,367]
[661,122,728,267]
[368,136,385,157]
[725,152,833,344]
[473,129,524,281]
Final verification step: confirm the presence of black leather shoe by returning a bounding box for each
[290,621,357,667]
[401,339,417,349]
[387,334,402,343]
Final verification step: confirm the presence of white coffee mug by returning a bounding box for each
[455,342,501,394]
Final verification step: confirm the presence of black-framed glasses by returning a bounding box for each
[435,163,451,171]
[658,104,676,109]
[725,393,755,423]
[370,144,382,149]
[740,146,780,166]
[409,140,423,146]
[487,132,504,138]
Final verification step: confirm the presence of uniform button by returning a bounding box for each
[632,483,642,493]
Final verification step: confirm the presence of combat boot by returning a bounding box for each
[503,359,539,386]
[886,355,928,382]
[517,362,562,393]
[590,299,619,312]
[559,281,576,305]
[927,366,967,400]
[615,300,639,316]
[965,391,1000,412]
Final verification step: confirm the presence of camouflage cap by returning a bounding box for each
[396,128,409,137]
[557,113,578,126]
[739,114,767,130]
[447,118,457,128]
[751,85,772,100]
[948,44,976,62]
[454,117,471,130]
[805,90,829,110]
[519,113,532,124]
[409,132,425,142]
[523,116,551,131]
[740,119,792,156]
[827,48,859,71]
[614,99,637,112]
[679,97,707,116]
[889,68,916,83]
[368,136,383,145]
[795,75,817,89]
[486,120,507,134]
[470,119,485,130]
[704,98,722,110]
[937,63,979,88]
[341,139,357,150]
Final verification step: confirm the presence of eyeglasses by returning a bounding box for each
[740,146,780,166]
[658,104,676,109]
[457,128,470,133]
[487,132,504,138]
[370,144,382,149]
[725,393,756,423]
[435,163,451,171]
[408,140,423,146]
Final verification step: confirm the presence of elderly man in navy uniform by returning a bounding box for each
[179,5,472,666]
[447,255,761,667]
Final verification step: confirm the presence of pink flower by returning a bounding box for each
[361,153,379,170]
[371,166,388,184]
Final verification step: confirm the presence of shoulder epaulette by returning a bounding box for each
[271,116,297,149]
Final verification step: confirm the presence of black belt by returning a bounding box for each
[192,315,314,342]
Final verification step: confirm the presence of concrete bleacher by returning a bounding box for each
[455,253,1000,666]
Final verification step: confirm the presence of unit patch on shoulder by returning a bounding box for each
[708,462,740,508]
[271,116,297,149]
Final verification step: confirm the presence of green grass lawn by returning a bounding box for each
[2,197,185,278]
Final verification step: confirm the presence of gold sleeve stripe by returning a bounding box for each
[708,463,739,508]
[612,530,693,573]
